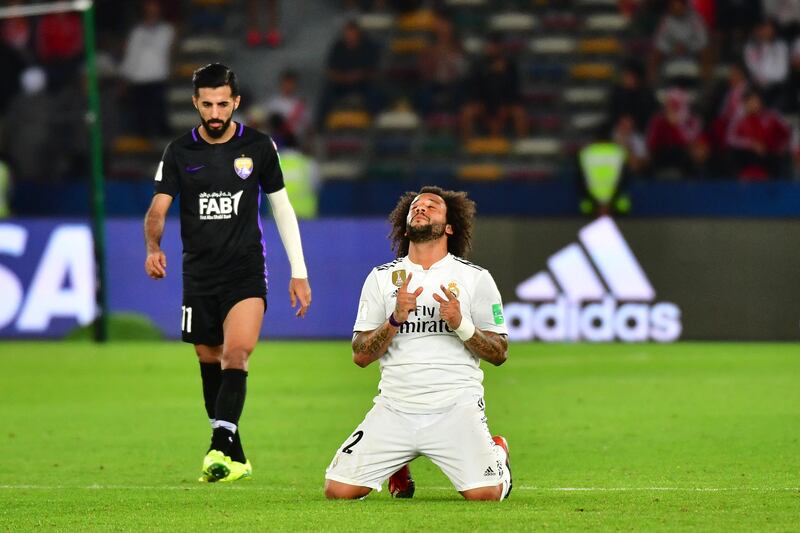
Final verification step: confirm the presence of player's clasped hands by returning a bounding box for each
[433,284,463,330]
[394,273,423,322]
[145,250,167,279]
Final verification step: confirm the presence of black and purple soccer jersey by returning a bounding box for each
[154,122,284,294]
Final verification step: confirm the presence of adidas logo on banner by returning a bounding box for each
[504,217,682,342]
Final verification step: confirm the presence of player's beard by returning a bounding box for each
[201,116,232,139]
[407,222,447,243]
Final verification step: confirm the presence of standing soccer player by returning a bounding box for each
[143,63,311,482]
[324,186,512,501]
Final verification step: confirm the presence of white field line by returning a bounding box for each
[0,485,798,492]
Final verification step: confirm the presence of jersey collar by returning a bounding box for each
[403,253,452,271]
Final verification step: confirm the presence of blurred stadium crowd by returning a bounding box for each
[1,0,800,217]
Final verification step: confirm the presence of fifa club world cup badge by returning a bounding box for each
[234,156,254,179]
[391,270,407,287]
[447,281,460,299]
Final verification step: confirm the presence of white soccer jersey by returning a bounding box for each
[354,254,508,414]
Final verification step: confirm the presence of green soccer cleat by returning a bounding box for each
[219,460,252,482]
[201,449,231,482]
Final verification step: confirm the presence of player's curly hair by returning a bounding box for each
[389,186,476,259]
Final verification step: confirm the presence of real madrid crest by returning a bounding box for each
[447,281,460,299]
[391,269,407,287]
[234,155,253,179]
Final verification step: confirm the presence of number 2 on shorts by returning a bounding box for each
[342,430,364,454]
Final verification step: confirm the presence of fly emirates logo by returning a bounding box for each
[504,217,682,343]
[199,191,243,220]
[397,305,454,334]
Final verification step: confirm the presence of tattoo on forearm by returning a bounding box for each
[353,323,396,364]
[465,330,508,365]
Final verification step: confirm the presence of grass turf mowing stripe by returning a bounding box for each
[1,485,799,492]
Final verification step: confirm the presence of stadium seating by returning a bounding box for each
[322,1,629,183]
[513,138,563,158]
[359,13,394,32]
[465,137,511,156]
[312,2,732,185]
[458,163,504,180]
[320,160,362,180]
[397,9,438,32]
[325,110,371,130]
[488,13,538,33]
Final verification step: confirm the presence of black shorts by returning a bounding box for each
[180,279,267,346]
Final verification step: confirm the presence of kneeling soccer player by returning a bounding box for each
[324,187,512,501]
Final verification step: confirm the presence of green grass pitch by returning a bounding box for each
[0,341,798,531]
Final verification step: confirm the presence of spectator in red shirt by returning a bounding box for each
[726,89,792,180]
[646,88,703,177]
[35,12,83,91]
[692,0,716,30]
[705,62,750,150]
[1,0,32,59]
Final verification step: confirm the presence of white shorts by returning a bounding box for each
[324,395,508,492]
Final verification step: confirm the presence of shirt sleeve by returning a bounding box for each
[353,268,387,332]
[153,142,180,197]
[469,270,508,335]
[259,137,286,194]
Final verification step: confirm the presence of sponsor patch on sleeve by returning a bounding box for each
[492,303,505,325]
[154,161,163,182]
[358,300,368,321]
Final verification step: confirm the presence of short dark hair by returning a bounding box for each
[388,186,477,259]
[192,63,239,96]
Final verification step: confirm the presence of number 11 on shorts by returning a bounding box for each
[181,306,193,333]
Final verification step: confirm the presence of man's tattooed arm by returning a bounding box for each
[464,330,508,366]
[352,322,399,367]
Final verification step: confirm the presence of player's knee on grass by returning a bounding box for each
[460,484,504,501]
[324,479,372,500]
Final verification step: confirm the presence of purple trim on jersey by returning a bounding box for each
[237,122,244,137]
[191,128,198,142]
[258,185,268,288]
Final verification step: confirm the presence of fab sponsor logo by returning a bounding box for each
[198,191,243,220]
